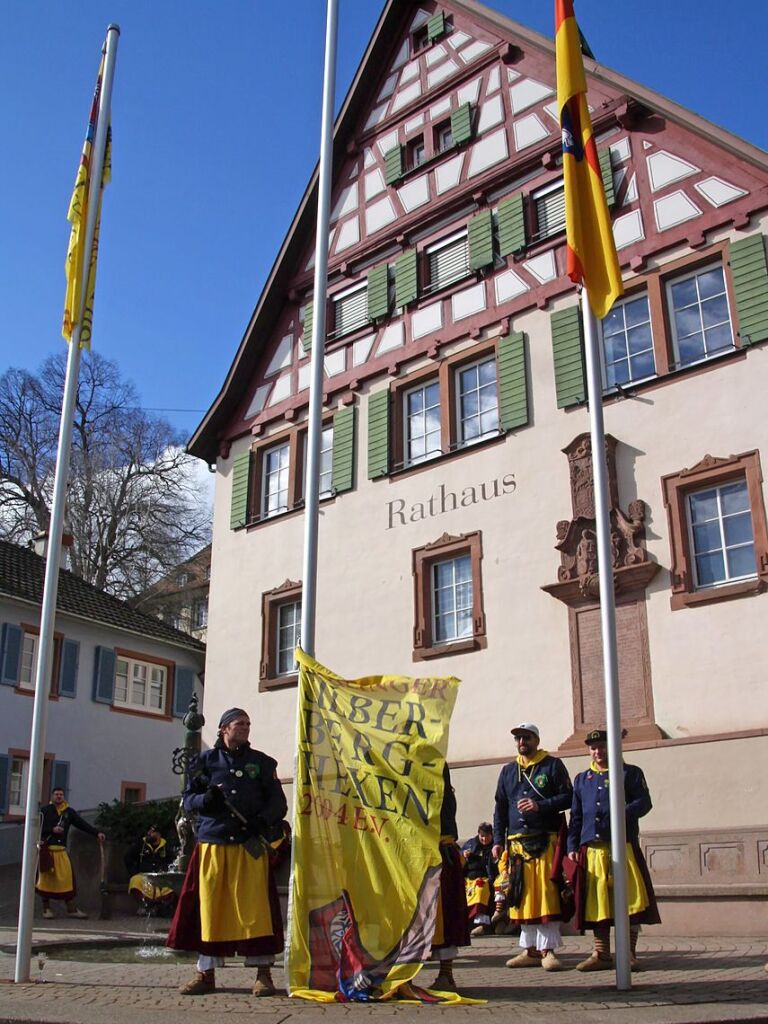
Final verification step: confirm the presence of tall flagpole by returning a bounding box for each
[286,0,338,988]
[581,294,631,991]
[14,25,120,984]
[300,0,339,660]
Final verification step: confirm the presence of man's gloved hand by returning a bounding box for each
[249,815,267,839]
[202,785,225,812]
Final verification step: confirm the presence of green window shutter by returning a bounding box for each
[730,234,768,348]
[301,301,314,353]
[173,667,196,719]
[551,306,586,408]
[384,145,404,186]
[599,148,615,208]
[331,406,355,494]
[451,103,473,146]
[395,249,418,308]
[427,11,446,41]
[367,264,390,321]
[469,210,494,271]
[367,390,390,480]
[497,193,527,257]
[230,451,251,530]
[497,332,529,431]
[58,639,79,698]
[92,646,116,704]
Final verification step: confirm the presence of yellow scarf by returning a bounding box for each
[590,761,610,774]
[55,801,70,817]
[517,748,548,769]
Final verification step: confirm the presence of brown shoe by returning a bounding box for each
[252,966,276,996]
[491,906,506,925]
[630,955,641,972]
[505,950,541,968]
[470,923,490,938]
[541,950,564,972]
[576,952,613,972]
[180,970,216,995]
[431,967,456,992]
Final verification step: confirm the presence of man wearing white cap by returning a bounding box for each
[492,723,572,971]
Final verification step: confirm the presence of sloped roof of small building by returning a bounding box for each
[0,539,206,654]
[187,0,768,465]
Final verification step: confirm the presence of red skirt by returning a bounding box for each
[432,842,471,950]
[166,844,284,956]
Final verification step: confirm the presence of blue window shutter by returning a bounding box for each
[92,646,116,704]
[51,761,70,796]
[58,639,79,698]
[0,623,22,686]
[173,667,195,719]
[0,755,9,814]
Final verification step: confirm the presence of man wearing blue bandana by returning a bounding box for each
[567,729,660,971]
[492,723,572,971]
[168,708,288,997]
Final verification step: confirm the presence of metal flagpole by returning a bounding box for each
[14,25,120,984]
[286,0,338,991]
[581,290,632,991]
[300,0,339,660]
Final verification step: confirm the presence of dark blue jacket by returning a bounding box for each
[184,743,287,845]
[40,803,101,846]
[492,755,572,846]
[567,762,652,853]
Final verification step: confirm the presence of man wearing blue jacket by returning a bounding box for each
[492,723,572,971]
[567,729,660,971]
[168,708,288,997]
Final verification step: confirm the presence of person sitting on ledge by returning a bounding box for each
[462,821,499,937]
[125,824,176,916]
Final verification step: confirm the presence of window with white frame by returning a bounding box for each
[114,657,167,715]
[600,293,656,389]
[687,480,757,589]
[432,555,473,644]
[319,425,334,497]
[276,600,301,676]
[193,599,208,629]
[332,282,368,338]
[262,441,290,518]
[435,121,453,153]
[18,633,37,691]
[457,357,499,444]
[532,179,566,241]
[426,230,470,292]
[667,264,733,368]
[404,380,442,465]
[9,756,29,815]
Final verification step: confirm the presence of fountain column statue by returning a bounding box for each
[170,692,205,873]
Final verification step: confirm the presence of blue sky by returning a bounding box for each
[1,1,765,442]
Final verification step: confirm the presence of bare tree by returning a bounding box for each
[0,351,211,601]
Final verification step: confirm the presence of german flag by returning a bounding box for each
[555,0,622,319]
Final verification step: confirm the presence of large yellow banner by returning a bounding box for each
[288,650,459,1001]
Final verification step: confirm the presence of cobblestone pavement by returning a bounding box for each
[0,920,766,1024]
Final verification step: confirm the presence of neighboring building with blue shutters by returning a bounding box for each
[0,538,205,821]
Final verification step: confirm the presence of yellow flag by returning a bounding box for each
[288,650,460,1002]
[62,57,111,347]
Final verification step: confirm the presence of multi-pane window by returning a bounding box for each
[426,230,469,291]
[277,601,301,676]
[601,294,656,388]
[193,599,208,629]
[19,633,37,690]
[432,555,473,644]
[408,137,426,168]
[687,480,756,589]
[9,757,28,815]
[435,122,453,153]
[532,179,566,240]
[319,425,334,497]
[114,657,167,715]
[667,264,733,368]
[332,283,368,338]
[457,358,499,444]
[262,441,290,518]
[405,381,441,465]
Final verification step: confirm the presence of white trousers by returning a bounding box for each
[519,921,562,951]
[197,954,274,971]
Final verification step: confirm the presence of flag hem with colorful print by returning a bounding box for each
[287,650,483,1004]
[62,56,112,348]
[555,0,622,320]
